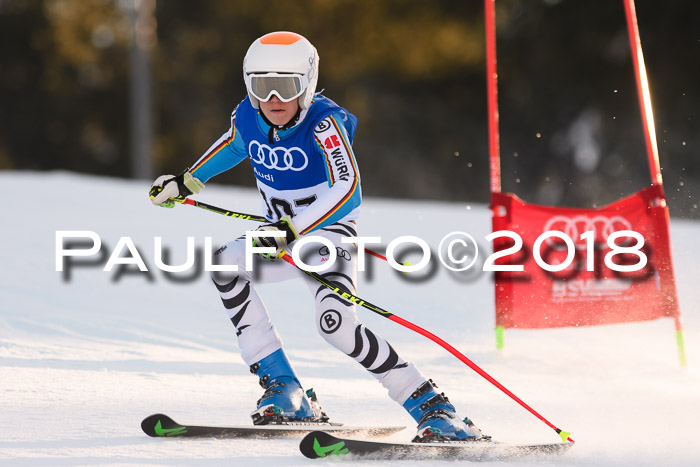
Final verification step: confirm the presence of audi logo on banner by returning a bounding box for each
[248,141,309,171]
[542,215,633,250]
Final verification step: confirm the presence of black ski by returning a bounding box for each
[141,414,405,439]
[299,430,574,461]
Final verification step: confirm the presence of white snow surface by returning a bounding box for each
[1,171,699,466]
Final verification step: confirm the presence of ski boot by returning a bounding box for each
[403,379,488,442]
[249,348,328,425]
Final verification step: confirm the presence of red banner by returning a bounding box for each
[491,185,681,329]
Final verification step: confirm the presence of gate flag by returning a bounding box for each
[491,184,680,329]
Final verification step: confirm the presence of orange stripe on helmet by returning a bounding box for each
[259,31,304,45]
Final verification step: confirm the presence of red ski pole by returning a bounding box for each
[279,251,574,444]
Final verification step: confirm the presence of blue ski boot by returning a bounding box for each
[403,379,487,442]
[249,348,328,425]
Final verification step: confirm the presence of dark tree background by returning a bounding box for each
[1,0,698,217]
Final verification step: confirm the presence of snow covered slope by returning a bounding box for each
[1,171,699,466]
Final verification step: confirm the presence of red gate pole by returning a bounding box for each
[623,0,687,367]
[484,0,507,349]
[485,0,501,196]
[623,0,662,188]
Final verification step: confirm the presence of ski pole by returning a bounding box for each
[179,198,268,222]
[278,250,574,444]
[179,197,399,265]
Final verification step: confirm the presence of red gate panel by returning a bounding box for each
[491,184,681,329]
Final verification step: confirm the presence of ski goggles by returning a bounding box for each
[245,73,309,103]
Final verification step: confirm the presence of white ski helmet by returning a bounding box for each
[243,31,319,110]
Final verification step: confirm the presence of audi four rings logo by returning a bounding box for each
[248,141,309,171]
[543,215,633,249]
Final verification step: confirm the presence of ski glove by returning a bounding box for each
[149,170,205,208]
[252,216,299,260]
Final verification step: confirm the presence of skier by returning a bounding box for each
[149,31,484,442]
